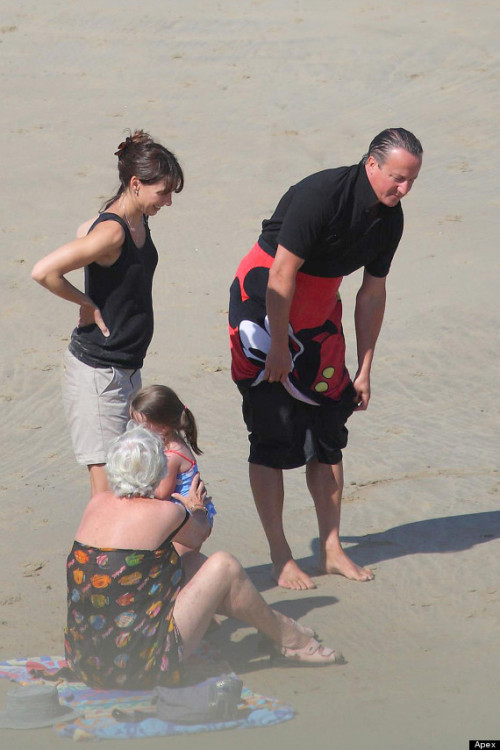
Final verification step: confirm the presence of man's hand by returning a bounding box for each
[78,304,110,337]
[263,344,292,383]
[353,271,386,412]
[264,245,304,384]
[352,371,371,411]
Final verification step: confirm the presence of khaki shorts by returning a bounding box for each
[62,349,142,466]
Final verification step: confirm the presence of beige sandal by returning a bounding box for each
[275,637,346,666]
[259,616,317,654]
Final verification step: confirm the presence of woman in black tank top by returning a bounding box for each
[32,130,184,496]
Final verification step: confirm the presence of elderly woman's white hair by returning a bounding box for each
[105,423,167,498]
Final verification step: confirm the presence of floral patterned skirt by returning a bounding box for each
[65,538,184,689]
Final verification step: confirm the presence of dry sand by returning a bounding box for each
[0,1,499,748]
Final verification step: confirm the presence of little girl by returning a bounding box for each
[130,384,216,555]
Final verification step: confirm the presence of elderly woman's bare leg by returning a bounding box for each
[178,550,207,583]
[172,551,342,665]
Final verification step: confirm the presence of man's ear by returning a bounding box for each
[365,155,378,175]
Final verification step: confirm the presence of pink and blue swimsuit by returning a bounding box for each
[166,450,216,524]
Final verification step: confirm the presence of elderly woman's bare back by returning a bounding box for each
[75,478,209,552]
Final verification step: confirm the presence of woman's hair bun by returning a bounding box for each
[114,129,153,158]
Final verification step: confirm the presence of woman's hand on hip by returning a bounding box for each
[78,303,110,337]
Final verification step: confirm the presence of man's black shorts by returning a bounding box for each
[239,381,357,469]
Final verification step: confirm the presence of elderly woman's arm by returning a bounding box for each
[171,473,211,549]
[173,509,211,549]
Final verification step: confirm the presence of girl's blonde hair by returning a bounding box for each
[130,385,202,455]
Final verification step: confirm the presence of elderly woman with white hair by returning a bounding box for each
[65,425,342,690]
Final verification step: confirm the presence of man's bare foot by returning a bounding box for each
[319,549,374,582]
[271,559,317,590]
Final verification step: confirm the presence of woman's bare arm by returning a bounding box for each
[31,221,125,336]
[172,474,211,548]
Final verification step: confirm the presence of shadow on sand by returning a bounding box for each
[216,511,499,672]
[333,509,500,567]
[207,594,340,674]
[244,510,500,593]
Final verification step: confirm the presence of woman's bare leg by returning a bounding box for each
[179,550,207,583]
[173,551,309,660]
[88,464,109,496]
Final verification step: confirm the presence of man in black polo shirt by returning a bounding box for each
[229,128,423,590]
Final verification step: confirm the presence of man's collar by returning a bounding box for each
[354,160,380,215]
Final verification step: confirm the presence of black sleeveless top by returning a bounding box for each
[68,213,158,369]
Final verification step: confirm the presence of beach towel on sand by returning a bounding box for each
[0,652,294,741]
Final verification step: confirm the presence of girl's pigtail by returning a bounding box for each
[181,407,202,456]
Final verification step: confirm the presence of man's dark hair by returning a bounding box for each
[363,128,423,165]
